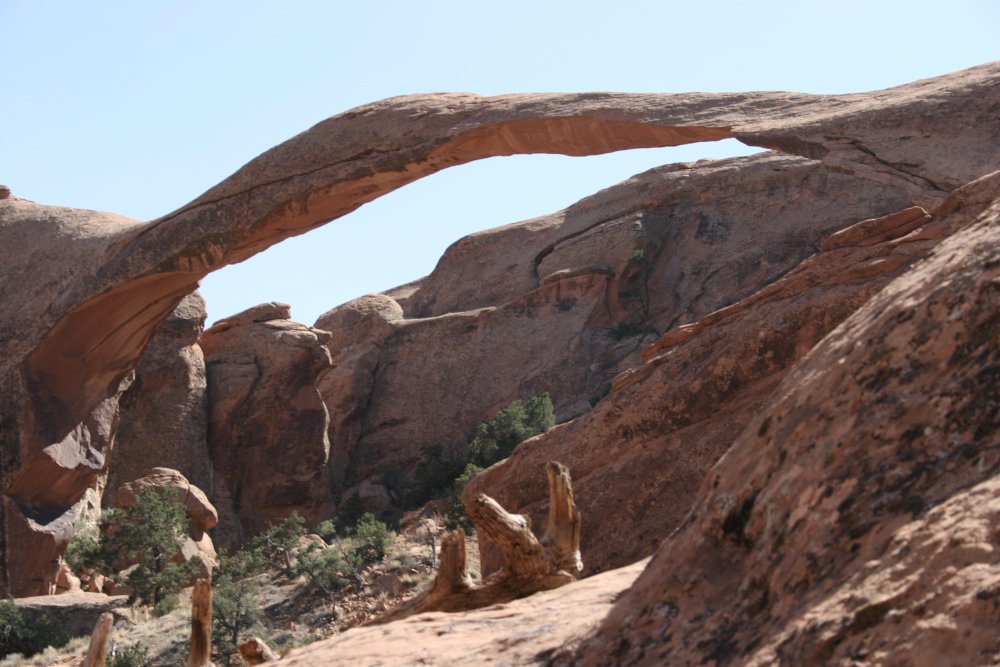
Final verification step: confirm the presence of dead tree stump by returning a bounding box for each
[375,461,581,623]
[188,578,212,667]
[82,612,114,667]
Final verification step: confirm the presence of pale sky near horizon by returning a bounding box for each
[3,1,998,325]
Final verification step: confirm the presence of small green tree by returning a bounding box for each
[294,546,351,599]
[348,513,394,567]
[248,513,306,577]
[410,445,465,505]
[108,642,149,667]
[445,463,483,535]
[64,520,102,573]
[336,493,366,531]
[467,393,554,468]
[212,552,265,657]
[100,487,199,607]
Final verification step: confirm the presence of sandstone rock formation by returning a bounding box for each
[571,171,1000,665]
[466,197,959,576]
[317,152,913,494]
[378,462,582,623]
[13,592,132,643]
[1,61,998,612]
[201,303,334,539]
[104,293,210,508]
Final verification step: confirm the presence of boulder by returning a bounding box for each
[54,560,81,594]
[13,592,132,642]
[116,467,218,532]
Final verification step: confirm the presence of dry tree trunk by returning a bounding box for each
[82,612,114,667]
[375,461,581,623]
[188,578,212,667]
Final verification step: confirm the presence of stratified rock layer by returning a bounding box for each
[467,197,953,576]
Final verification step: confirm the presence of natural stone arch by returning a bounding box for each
[2,61,998,593]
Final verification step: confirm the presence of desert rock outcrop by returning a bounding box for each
[317,153,914,493]
[201,303,334,539]
[574,171,1000,666]
[2,62,999,607]
[466,195,958,576]
[279,558,647,666]
[104,293,210,508]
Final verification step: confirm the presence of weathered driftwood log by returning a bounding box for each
[238,636,279,664]
[376,461,581,623]
[82,612,114,667]
[188,578,212,667]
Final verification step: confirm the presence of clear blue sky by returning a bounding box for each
[3,1,998,325]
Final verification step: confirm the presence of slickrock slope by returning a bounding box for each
[200,303,334,539]
[574,172,1000,666]
[1,62,998,596]
[278,558,648,666]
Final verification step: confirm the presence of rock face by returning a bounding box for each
[466,199,954,576]
[574,172,1000,666]
[14,592,132,642]
[104,292,210,507]
[318,153,913,493]
[201,303,334,539]
[1,62,999,602]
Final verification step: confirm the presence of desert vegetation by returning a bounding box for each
[412,393,555,532]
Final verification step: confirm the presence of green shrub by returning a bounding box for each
[212,554,265,657]
[349,513,394,567]
[444,463,483,535]
[294,546,351,596]
[108,642,149,667]
[0,599,64,659]
[100,487,198,606]
[336,492,366,531]
[64,520,102,573]
[248,513,305,577]
[411,445,465,505]
[467,393,554,468]
[314,519,338,544]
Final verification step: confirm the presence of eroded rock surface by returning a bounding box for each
[574,172,1000,666]
[319,153,913,492]
[104,293,210,507]
[2,63,999,597]
[466,195,957,576]
[202,303,334,539]
[277,558,647,666]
